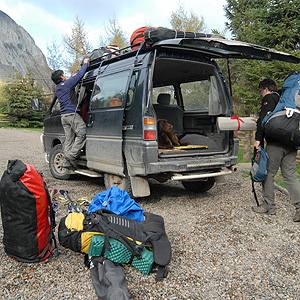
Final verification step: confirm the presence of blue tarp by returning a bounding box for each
[88,186,144,222]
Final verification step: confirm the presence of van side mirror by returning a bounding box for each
[31,98,40,111]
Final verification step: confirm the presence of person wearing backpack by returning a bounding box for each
[51,58,90,169]
[252,78,300,221]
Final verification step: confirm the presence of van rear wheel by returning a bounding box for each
[104,173,132,196]
[181,177,215,193]
[49,144,72,180]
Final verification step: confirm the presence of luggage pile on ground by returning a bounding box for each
[0,160,172,299]
[58,186,172,281]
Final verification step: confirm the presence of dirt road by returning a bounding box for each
[1,128,300,299]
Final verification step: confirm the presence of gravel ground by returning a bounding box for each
[1,127,300,299]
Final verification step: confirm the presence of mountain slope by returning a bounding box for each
[0,11,51,91]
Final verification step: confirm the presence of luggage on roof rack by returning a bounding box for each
[82,45,120,65]
[130,26,223,50]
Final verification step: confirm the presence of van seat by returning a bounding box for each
[153,93,184,136]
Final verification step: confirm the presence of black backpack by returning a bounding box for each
[0,160,56,262]
[58,208,171,281]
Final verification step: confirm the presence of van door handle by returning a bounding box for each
[122,125,133,130]
[87,115,94,127]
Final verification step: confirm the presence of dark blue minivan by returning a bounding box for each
[42,37,299,197]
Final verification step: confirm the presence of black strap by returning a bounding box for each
[45,182,58,251]
[134,41,145,65]
[251,147,260,207]
[155,266,168,281]
[93,212,143,259]
[251,180,260,206]
[131,33,144,44]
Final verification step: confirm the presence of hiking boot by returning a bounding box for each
[252,204,276,215]
[61,159,76,170]
[62,159,72,168]
[293,209,300,222]
[69,159,77,168]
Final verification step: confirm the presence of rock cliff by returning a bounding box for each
[0,11,52,91]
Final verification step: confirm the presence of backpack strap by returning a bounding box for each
[154,265,169,281]
[88,211,143,259]
[45,182,58,250]
[251,180,260,206]
[251,147,260,207]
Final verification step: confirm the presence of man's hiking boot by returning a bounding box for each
[69,159,77,168]
[62,159,76,170]
[252,203,276,215]
[293,209,300,222]
[62,159,72,168]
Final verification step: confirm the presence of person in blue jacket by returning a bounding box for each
[51,58,90,168]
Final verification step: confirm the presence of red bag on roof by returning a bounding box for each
[130,26,156,50]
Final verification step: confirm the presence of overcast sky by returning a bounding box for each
[1,0,229,55]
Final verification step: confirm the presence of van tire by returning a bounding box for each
[49,144,72,180]
[104,173,132,197]
[181,177,215,193]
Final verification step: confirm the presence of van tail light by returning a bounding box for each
[144,117,157,140]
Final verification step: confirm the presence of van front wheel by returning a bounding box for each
[49,144,72,180]
[104,173,132,196]
[181,177,215,193]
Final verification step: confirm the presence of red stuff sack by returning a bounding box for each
[0,160,56,262]
[130,26,156,50]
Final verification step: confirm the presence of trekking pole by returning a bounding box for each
[59,190,80,213]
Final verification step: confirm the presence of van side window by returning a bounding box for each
[153,86,176,105]
[181,74,227,114]
[90,70,131,110]
[126,70,139,107]
[181,80,210,110]
[50,97,60,115]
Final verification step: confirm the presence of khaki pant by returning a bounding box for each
[61,113,86,160]
[262,142,300,213]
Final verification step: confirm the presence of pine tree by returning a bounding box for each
[63,15,93,74]
[1,72,44,127]
[170,4,207,32]
[224,0,300,116]
[101,14,129,49]
[47,39,63,71]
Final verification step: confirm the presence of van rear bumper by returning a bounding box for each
[146,156,238,175]
[170,168,232,181]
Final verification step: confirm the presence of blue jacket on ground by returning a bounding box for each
[88,186,144,222]
[55,63,88,114]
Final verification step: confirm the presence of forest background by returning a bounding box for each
[1,0,300,130]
